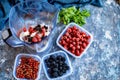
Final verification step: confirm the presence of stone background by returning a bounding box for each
[0,0,120,80]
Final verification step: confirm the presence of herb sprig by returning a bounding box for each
[58,6,90,26]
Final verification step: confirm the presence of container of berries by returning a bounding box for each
[57,23,93,58]
[7,1,59,53]
[13,54,42,80]
[42,51,73,80]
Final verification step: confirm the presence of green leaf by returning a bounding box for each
[58,6,90,26]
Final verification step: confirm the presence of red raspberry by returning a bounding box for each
[29,27,34,33]
[23,27,27,32]
[42,27,46,33]
[35,34,41,42]
[32,37,38,43]
[76,50,80,56]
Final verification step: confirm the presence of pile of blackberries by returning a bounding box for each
[45,55,69,78]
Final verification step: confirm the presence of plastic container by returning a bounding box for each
[42,51,73,80]
[4,1,59,53]
[56,23,93,58]
[13,54,42,80]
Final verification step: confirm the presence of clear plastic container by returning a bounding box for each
[13,54,42,80]
[6,1,59,53]
[56,23,93,58]
[42,51,73,80]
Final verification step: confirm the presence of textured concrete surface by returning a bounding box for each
[0,0,120,80]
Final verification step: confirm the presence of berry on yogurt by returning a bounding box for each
[18,24,51,43]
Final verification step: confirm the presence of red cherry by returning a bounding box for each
[67,28,72,33]
[76,38,80,42]
[62,40,66,45]
[64,45,68,50]
[83,42,87,48]
[72,37,76,41]
[85,41,89,46]
[87,35,91,40]
[70,44,73,48]
[80,47,84,53]
[71,50,75,54]
[65,32,69,37]
[76,50,80,56]
[59,41,62,44]
[72,42,76,45]
[72,46,76,50]
[76,45,80,49]
[66,38,69,42]
[73,26,77,30]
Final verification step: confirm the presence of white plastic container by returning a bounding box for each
[13,54,42,80]
[42,51,73,80]
[56,23,93,58]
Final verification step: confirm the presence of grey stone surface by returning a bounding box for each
[0,0,120,80]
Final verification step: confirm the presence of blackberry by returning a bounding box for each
[48,58,53,63]
[27,36,32,42]
[34,24,41,31]
[56,55,63,61]
[44,25,48,30]
[49,55,56,60]
[51,61,56,66]
[58,72,64,76]
[47,69,52,74]
[59,66,63,70]
[61,57,65,62]
[46,62,51,68]
[45,54,70,78]
[52,72,58,78]
[54,63,59,68]
[45,59,49,63]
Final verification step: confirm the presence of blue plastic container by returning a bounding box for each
[13,54,42,80]
[56,23,93,58]
[42,51,73,80]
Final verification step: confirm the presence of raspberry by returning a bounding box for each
[32,37,38,43]
[23,27,27,32]
[29,27,34,33]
